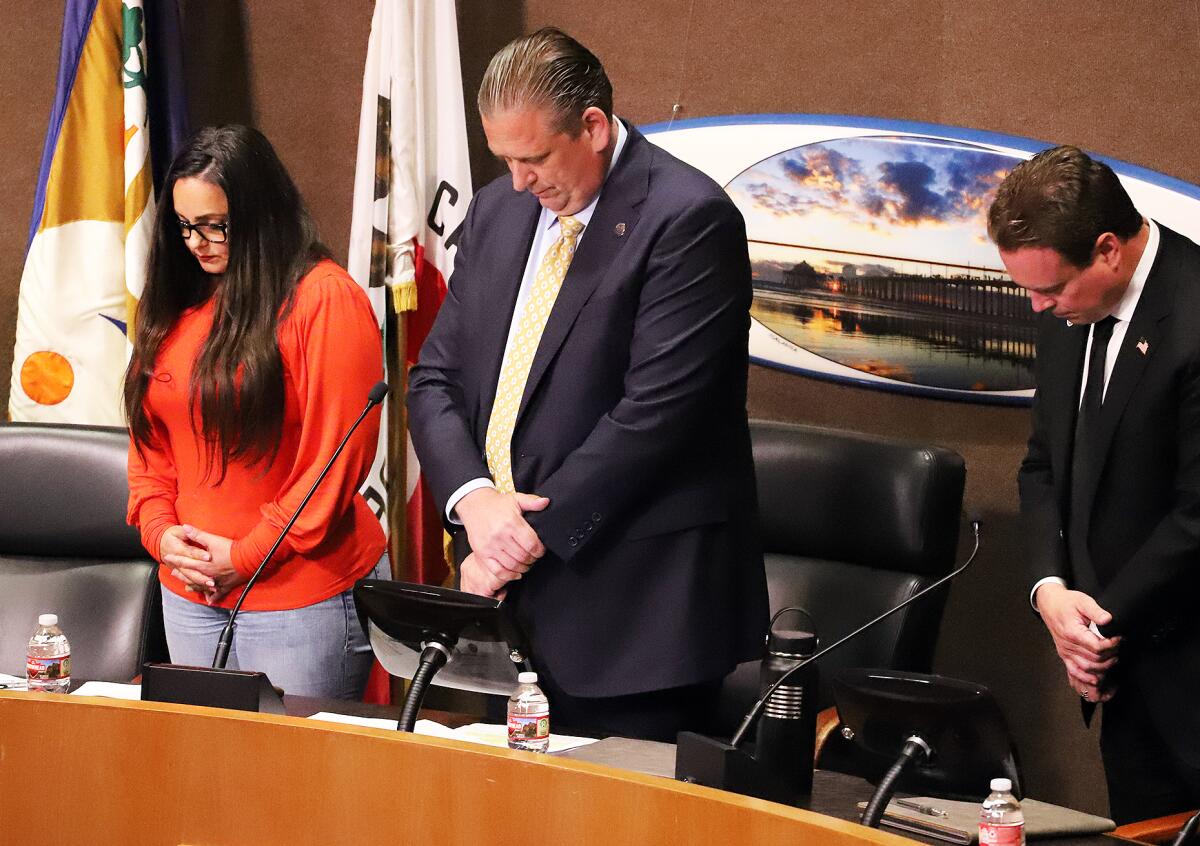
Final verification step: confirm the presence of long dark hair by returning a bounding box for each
[124,124,330,478]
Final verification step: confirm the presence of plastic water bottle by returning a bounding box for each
[507,671,550,752]
[27,613,71,694]
[979,777,1025,846]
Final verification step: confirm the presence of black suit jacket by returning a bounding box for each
[407,123,769,698]
[1019,224,1200,765]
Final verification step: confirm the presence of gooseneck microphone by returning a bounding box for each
[211,380,389,669]
[729,513,983,748]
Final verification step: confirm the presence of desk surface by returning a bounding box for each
[2,691,914,846]
[284,694,1126,846]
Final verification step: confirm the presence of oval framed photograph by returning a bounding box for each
[643,115,1200,405]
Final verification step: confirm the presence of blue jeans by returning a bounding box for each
[160,557,388,700]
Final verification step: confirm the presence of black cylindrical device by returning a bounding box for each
[753,622,818,803]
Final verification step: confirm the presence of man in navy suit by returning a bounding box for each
[989,146,1200,822]
[408,28,767,741]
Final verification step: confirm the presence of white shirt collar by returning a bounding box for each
[1109,218,1159,323]
[541,117,628,232]
[1064,218,1159,327]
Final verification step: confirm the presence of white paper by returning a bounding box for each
[308,710,400,731]
[417,719,461,739]
[304,712,597,752]
[70,681,142,700]
[0,673,28,691]
[452,722,598,753]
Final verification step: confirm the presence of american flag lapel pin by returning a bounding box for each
[1136,338,1150,356]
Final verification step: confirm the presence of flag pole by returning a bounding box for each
[385,292,408,582]
[384,291,410,705]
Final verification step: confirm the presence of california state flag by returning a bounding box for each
[347,0,472,598]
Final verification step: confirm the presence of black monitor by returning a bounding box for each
[832,669,1020,826]
[353,579,531,730]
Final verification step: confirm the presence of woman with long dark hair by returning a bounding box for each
[125,125,386,699]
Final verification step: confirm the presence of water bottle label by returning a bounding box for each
[27,654,70,682]
[980,822,1023,845]
[507,711,550,744]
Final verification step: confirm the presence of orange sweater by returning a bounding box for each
[127,260,386,611]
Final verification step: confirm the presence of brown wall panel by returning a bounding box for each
[4,0,1198,816]
[457,2,527,189]
[183,2,373,263]
[1,2,65,420]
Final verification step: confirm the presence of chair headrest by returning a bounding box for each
[0,423,147,558]
[751,420,965,576]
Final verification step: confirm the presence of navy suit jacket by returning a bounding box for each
[1019,224,1200,764]
[408,123,768,697]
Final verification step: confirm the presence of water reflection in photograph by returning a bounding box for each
[750,246,1036,392]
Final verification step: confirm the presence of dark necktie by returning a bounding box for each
[1068,315,1119,587]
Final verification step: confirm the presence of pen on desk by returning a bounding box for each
[893,798,949,818]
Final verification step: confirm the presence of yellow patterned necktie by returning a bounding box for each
[484,215,585,493]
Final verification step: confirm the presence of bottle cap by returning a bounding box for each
[38,613,58,627]
[990,777,1012,792]
[517,671,538,684]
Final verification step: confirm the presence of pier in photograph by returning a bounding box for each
[750,243,1037,392]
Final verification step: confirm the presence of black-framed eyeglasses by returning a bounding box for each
[178,220,228,243]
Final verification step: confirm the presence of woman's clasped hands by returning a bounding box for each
[159,524,245,605]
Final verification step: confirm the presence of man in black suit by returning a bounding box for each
[989,146,1200,822]
[407,28,768,741]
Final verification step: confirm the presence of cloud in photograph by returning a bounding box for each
[731,135,1012,231]
[724,134,1022,269]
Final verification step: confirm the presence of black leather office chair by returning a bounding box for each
[712,420,966,748]
[0,423,166,682]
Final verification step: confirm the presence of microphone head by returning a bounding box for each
[367,381,389,406]
[967,508,983,532]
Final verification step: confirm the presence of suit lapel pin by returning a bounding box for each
[614,222,626,236]
[1136,338,1149,356]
